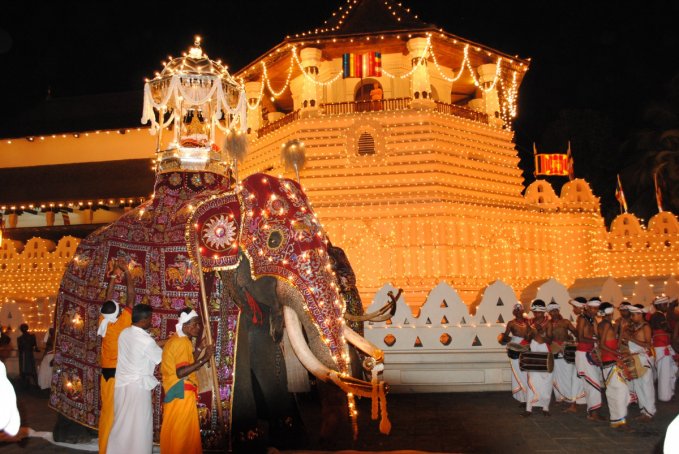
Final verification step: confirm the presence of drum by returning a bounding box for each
[549,342,565,358]
[617,354,647,381]
[519,351,554,372]
[586,349,602,367]
[563,343,576,364]
[507,342,529,360]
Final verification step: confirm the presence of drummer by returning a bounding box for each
[650,296,678,402]
[597,302,630,428]
[615,301,637,406]
[621,304,655,421]
[521,300,552,417]
[546,302,577,410]
[565,298,587,413]
[576,298,604,421]
[500,303,530,403]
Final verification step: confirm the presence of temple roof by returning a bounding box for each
[310,0,435,38]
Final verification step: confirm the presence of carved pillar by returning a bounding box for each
[407,37,433,107]
[8,213,18,228]
[244,81,263,133]
[45,211,55,227]
[477,63,503,127]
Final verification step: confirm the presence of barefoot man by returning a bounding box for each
[576,298,603,421]
[621,304,655,421]
[500,303,531,403]
[546,302,578,410]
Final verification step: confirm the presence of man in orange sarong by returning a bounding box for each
[98,258,136,454]
[160,308,214,454]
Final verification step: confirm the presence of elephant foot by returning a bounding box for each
[232,426,267,454]
[52,414,97,444]
[269,415,308,450]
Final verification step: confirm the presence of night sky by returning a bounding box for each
[2,1,678,222]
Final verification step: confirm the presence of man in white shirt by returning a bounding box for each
[107,304,163,454]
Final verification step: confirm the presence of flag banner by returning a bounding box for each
[654,171,664,213]
[343,52,381,78]
[62,212,71,226]
[533,153,570,176]
[615,174,628,213]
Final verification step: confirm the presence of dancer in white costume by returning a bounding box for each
[597,303,629,428]
[621,304,656,421]
[521,300,552,417]
[499,304,530,403]
[651,296,678,402]
[564,298,586,413]
[546,302,578,408]
[615,301,638,405]
[575,298,604,421]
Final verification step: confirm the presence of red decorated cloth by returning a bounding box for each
[50,171,237,449]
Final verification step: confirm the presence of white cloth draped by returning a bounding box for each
[526,340,552,412]
[603,363,630,426]
[575,349,602,412]
[628,341,656,417]
[0,362,20,436]
[509,335,527,403]
[655,344,678,402]
[107,326,162,454]
[38,352,54,390]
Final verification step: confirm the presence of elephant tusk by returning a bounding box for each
[343,325,384,362]
[283,306,334,382]
[343,289,400,322]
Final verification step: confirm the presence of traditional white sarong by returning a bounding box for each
[575,347,602,412]
[509,336,528,403]
[655,344,678,402]
[570,363,586,404]
[526,340,552,412]
[37,352,54,390]
[107,326,162,454]
[551,342,574,403]
[628,341,655,417]
[602,362,630,427]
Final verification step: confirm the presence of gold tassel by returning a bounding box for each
[347,392,358,440]
[378,382,391,435]
[371,368,379,420]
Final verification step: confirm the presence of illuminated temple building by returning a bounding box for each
[0,0,677,343]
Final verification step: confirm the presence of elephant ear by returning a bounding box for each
[186,192,243,271]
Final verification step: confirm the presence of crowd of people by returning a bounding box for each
[98,258,214,454]
[500,295,679,429]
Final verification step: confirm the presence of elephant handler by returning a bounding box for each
[160,308,215,454]
[97,258,136,454]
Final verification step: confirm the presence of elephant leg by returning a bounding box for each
[231,318,266,453]
[249,306,307,449]
[316,379,353,450]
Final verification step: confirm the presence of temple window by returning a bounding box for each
[354,79,382,102]
[358,132,376,155]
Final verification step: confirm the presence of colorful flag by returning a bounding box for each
[343,52,381,78]
[534,153,570,176]
[615,174,628,214]
[654,170,664,213]
[62,212,71,226]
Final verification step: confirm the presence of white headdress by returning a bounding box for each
[176,310,199,337]
[97,301,120,338]
[547,302,560,312]
[586,298,602,307]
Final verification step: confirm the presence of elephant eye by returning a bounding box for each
[267,230,284,249]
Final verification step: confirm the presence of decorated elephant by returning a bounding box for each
[50,170,389,451]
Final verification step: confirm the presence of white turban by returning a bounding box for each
[97,301,120,338]
[627,305,646,314]
[654,296,670,306]
[568,299,585,308]
[598,306,614,316]
[176,310,199,337]
[530,302,547,312]
[0,362,20,436]
[587,298,602,307]
[547,302,560,312]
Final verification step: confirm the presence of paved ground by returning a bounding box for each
[1,382,677,453]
